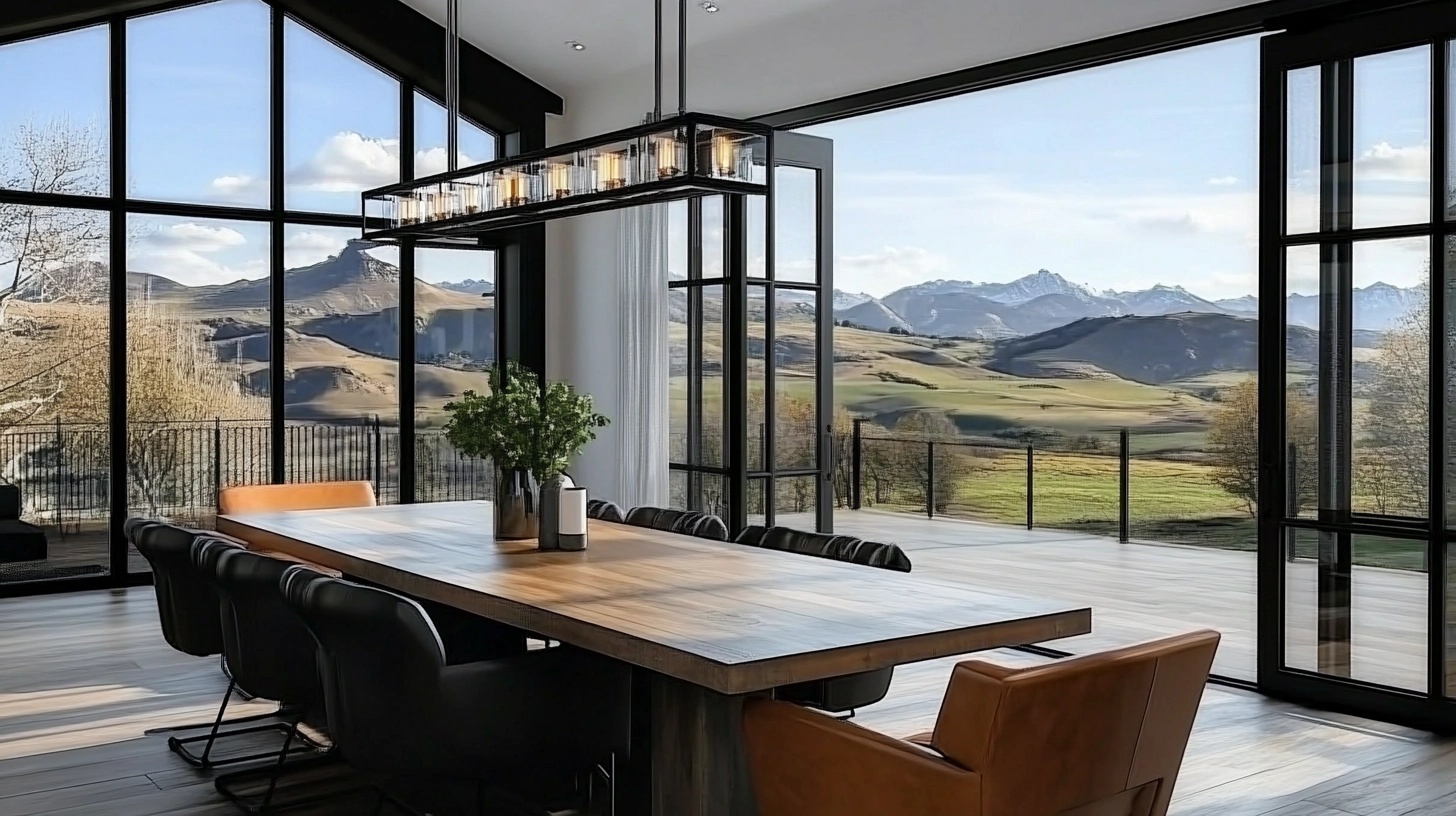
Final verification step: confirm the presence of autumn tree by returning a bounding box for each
[1360,287,1430,515]
[1207,377,1317,517]
[892,411,980,514]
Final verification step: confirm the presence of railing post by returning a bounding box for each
[54,417,63,531]
[1119,428,1130,543]
[850,419,863,510]
[1026,445,1034,530]
[926,440,936,519]
[373,415,383,499]
[213,418,223,513]
[1286,442,1299,562]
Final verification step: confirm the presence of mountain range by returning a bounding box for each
[834,269,1423,338]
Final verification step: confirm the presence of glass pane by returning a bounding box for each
[1353,46,1431,229]
[0,26,109,198]
[747,195,766,279]
[774,475,818,528]
[282,226,400,502]
[669,470,688,511]
[700,285,727,470]
[1351,237,1429,518]
[669,284,688,465]
[773,292,817,470]
[1284,530,1426,692]
[415,245,494,503]
[126,215,270,553]
[1286,245,1321,519]
[1447,236,1456,524]
[667,200,687,282]
[285,19,401,214]
[128,0,269,207]
[1287,66,1321,235]
[702,196,724,279]
[0,208,110,583]
[413,91,496,177]
[747,283,768,471]
[1448,44,1456,221]
[774,166,818,283]
[747,477,767,528]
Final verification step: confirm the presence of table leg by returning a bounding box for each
[619,669,760,816]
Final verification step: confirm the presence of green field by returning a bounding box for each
[670,319,1426,571]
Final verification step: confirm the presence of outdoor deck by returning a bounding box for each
[6,506,1432,690]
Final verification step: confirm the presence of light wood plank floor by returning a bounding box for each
[1,588,1454,815]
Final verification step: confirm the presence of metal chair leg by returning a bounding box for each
[166,680,315,770]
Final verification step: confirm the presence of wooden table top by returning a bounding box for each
[218,501,1091,694]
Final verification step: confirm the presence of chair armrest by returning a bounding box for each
[743,698,980,816]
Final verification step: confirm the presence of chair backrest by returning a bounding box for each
[734,525,769,546]
[683,513,729,541]
[930,630,1220,816]
[0,485,20,521]
[218,481,377,515]
[133,523,226,658]
[754,527,913,573]
[283,572,450,770]
[843,539,913,573]
[586,499,626,523]
[202,547,322,708]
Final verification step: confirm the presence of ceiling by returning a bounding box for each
[402,0,1268,130]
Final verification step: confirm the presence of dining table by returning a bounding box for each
[217,500,1092,816]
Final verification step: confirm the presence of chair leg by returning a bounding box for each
[166,680,314,771]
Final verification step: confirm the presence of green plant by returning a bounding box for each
[443,360,609,480]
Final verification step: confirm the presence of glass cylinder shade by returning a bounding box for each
[696,124,763,183]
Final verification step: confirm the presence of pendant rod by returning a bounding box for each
[446,0,460,172]
[654,0,663,122]
[678,0,687,116]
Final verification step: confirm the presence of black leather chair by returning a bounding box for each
[741,526,913,716]
[586,499,626,523]
[131,523,296,769]
[624,506,729,541]
[198,543,335,811]
[734,525,769,547]
[282,571,632,814]
[0,484,46,563]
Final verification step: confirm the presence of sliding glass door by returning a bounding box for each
[1259,1,1456,730]
[671,131,835,533]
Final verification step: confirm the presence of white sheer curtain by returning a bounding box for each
[616,202,670,508]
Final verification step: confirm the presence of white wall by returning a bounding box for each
[544,89,654,500]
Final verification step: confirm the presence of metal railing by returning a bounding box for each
[0,418,494,531]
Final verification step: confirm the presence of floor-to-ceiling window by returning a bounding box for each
[796,36,1263,680]
[0,25,112,584]
[0,0,522,592]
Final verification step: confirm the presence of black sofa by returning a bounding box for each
[0,485,47,563]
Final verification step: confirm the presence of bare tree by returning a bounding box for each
[1361,285,1431,515]
[1207,377,1318,518]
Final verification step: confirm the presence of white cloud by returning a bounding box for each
[209,174,268,202]
[291,132,400,193]
[1356,142,1429,181]
[283,231,347,269]
[146,222,247,252]
[1207,176,1239,186]
[836,247,950,294]
[413,147,481,178]
[131,247,266,287]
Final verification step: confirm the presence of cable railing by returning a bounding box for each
[0,418,495,532]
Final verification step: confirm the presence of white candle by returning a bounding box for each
[560,488,588,536]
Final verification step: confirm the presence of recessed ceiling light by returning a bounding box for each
[565,40,586,50]
[700,2,719,12]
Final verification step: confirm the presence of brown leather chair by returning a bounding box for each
[742,630,1220,816]
[218,481,377,515]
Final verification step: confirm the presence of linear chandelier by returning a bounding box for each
[361,0,771,244]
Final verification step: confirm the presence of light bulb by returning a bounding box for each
[548,161,573,199]
[597,151,626,190]
[654,135,681,179]
[712,133,737,177]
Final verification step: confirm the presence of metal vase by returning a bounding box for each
[536,473,573,551]
[494,467,539,540]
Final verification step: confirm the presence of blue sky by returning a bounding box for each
[1,4,1435,300]
[0,0,495,287]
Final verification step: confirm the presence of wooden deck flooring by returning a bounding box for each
[2,585,1455,815]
